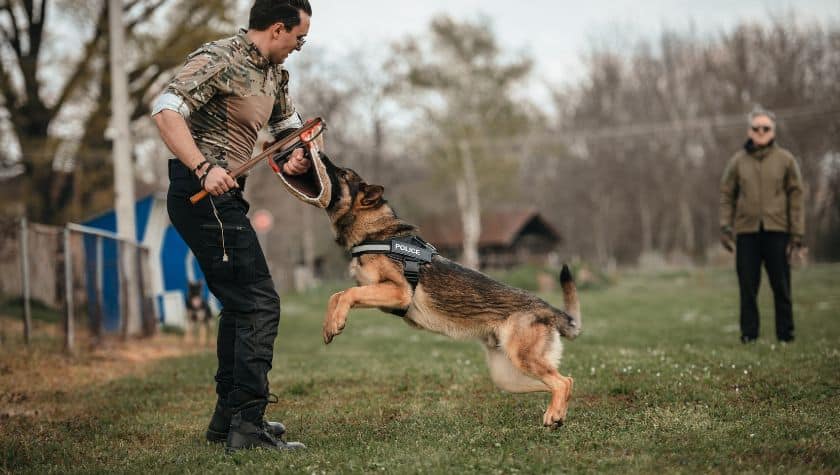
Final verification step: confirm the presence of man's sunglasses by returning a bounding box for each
[295,35,306,50]
[751,125,773,133]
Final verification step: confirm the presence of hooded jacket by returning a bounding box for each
[720,140,805,237]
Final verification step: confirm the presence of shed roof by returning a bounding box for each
[418,208,561,249]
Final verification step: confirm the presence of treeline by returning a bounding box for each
[531,20,840,264]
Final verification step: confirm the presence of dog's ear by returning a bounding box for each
[360,184,384,208]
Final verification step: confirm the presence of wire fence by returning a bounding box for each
[0,218,157,352]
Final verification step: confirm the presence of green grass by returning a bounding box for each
[0,297,62,325]
[2,264,839,474]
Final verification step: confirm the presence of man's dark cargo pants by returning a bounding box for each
[736,230,794,342]
[167,159,280,407]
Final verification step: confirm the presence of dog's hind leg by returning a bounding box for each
[499,317,573,428]
[483,341,548,393]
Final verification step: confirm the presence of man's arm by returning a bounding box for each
[152,109,237,195]
[152,48,239,195]
[786,154,805,238]
[267,68,310,176]
[153,109,205,171]
[719,155,739,251]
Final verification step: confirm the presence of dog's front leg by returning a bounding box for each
[323,283,411,344]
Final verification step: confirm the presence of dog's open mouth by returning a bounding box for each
[272,139,333,209]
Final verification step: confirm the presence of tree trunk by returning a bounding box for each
[370,114,384,184]
[639,192,653,254]
[18,135,61,223]
[679,198,695,256]
[456,140,481,270]
[592,193,611,267]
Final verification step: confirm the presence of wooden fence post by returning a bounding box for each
[20,217,32,345]
[64,227,74,353]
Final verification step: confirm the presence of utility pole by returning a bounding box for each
[108,0,141,336]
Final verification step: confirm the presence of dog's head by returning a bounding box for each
[187,281,203,298]
[319,155,387,247]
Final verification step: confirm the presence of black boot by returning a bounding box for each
[225,400,305,452]
[206,398,287,443]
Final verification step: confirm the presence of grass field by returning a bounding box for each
[2,264,839,474]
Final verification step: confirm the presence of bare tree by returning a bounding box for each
[387,15,533,269]
[0,0,234,223]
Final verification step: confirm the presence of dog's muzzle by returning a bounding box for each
[271,126,332,209]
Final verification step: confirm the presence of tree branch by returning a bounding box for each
[1,0,22,59]
[21,0,32,23]
[127,4,216,87]
[0,50,19,110]
[125,0,166,31]
[129,70,162,119]
[27,0,46,59]
[47,2,108,121]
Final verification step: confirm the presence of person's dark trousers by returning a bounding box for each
[166,159,281,408]
[735,230,794,342]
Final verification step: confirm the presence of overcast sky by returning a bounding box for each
[264,0,838,102]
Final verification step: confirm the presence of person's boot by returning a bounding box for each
[206,398,287,443]
[225,400,306,453]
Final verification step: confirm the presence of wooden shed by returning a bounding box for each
[418,208,562,269]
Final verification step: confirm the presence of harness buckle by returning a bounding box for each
[403,260,421,287]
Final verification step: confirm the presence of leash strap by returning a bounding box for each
[350,241,391,257]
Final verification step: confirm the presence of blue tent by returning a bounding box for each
[81,194,210,331]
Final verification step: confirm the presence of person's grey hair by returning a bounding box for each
[748,106,776,126]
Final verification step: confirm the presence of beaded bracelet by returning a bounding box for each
[198,163,217,189]
[192,160,210,175]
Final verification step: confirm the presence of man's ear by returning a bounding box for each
[360,184,384,207]
[271,22,287,38]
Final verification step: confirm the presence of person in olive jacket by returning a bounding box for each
[720,107,804,343]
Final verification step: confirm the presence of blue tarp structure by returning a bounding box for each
[81,194,209,331]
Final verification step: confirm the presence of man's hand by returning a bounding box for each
[786,236,803,262]
[202,166,238,196]
[720,228,735,253]
[282,147,311,175]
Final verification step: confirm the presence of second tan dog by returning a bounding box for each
[311,155,582,428]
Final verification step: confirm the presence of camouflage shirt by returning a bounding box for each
[163,29,299,169]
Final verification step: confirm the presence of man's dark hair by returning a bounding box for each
[249,0,312,31]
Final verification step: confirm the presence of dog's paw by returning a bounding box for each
[543,408,566,429]
[322,326,337,344]
[322,319,346,344]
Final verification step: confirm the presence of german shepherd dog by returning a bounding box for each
[287,153,582,427]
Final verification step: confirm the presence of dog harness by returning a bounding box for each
[350,236,437,317]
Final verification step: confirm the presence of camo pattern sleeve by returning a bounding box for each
[163,48,230,114]
[267,67,302,138]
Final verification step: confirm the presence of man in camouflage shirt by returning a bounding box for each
[152,0,312,452]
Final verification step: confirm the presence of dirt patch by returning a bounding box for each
[0,316,212,421]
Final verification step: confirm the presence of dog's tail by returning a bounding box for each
[556,264,582,340]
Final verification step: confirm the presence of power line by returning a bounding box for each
[472,105,840,147]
